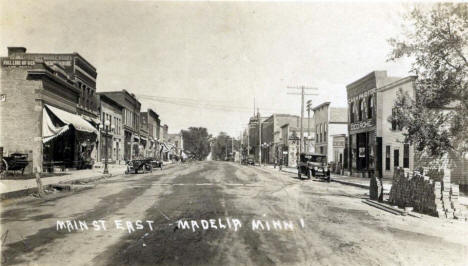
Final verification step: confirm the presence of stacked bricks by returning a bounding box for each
[389,167,466,219]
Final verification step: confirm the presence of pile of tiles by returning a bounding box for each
[389,168,465,219]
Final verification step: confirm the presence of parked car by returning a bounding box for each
[151,159,163,170]
[297,153,330,181]
[242,156,255,165]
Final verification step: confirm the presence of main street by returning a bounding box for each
[1,162,467,266]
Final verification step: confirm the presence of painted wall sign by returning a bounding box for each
[333,141,345,147]
[2,59,35,66]
[347,88,376,104]
[350,120,374,131]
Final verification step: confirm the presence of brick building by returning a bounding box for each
[260,114,310,164]
[97,94,124,164]
[312,102,348,163]
[247,112,268,163]
[0,47,98,173]
[99,90,141,161]
[140,109,161,158]
[346,71,415,179]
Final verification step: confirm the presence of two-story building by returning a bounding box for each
[99,90,141,161]
[140,109,160,158]
[0,47,98,173]
[312,102,348,163]
[260,114,310,164]
[97,94,124,164]
[346,71,415,179]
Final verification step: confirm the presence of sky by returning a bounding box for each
[0,0,417,136]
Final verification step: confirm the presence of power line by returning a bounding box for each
[137,94,299,114]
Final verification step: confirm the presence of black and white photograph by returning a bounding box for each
[0,1,467,265]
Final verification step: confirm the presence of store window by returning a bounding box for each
[403,144,410,168]
[358,100,363,121]
[394,149,400,168]
[385,146,390,170]
[368,96,373,119]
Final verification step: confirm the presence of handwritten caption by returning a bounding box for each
[57,218,306,234]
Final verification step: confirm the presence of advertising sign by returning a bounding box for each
[359,147,366,158]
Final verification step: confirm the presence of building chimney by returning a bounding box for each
[8,47,27,56]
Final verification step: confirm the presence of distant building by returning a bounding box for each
[140,109,160,158]
[167,132,183,159]
[261,114,312,164]
[247,112,268,163]
[280,123,300,167]
[97,94,124,164]
[312,102,348,163]
[98,90,141,161]
[331,134,347,173]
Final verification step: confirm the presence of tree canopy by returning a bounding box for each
[181,127,211,161]
[388,3,468,158]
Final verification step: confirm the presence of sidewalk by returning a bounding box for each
[0,164,127,199]
[260,164,391,190]
[259,164,468,209]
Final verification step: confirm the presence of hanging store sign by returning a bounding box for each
[350,120,374,131]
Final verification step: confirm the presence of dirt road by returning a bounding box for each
[1,161,467,265]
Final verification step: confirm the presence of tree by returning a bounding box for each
[388,3,468,160]
[212,132,230,161]
[181,127,211,161]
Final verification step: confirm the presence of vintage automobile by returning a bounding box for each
[125,158,153,174]
[242,156,255,165]
[151,159,163,170]
[297,153,330,181]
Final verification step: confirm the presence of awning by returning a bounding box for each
[44,104,98,135]
[42,109,70,143]
[81,114,101,126]
[160,142,170,153]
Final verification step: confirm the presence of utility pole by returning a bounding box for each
[287,86,319,155]
[247,125,250,157]
[306,99,313,153]
[225,137,228,160]
[257,108,261,165]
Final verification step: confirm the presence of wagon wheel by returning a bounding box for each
[0,159,8,178]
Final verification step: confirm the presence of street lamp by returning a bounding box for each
[99,120,114,174]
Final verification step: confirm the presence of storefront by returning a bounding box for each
[42,104,98,170]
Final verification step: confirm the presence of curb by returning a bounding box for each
[1,173,115,201]
[331,179,369,189]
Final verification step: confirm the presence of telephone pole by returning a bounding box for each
[287,86,319,154]
[257,108,261,165]
[306,99,313,153]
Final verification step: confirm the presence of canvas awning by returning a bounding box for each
[160,142,170,152]
[42,105,98,143]
[81,114,101,126]
[43,109,69,143]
